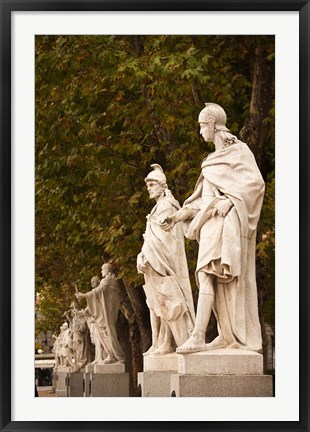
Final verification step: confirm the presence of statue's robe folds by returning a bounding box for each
[85,278,124,362]
[71,310,92,371]
[142,194,195,347]
[183,141,265,352]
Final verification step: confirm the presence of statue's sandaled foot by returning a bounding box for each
[152,343,174,356]
[90,359,101,365]
[103,355,117,364]
[205,336,228,351]
[176,331,206,354]
[143,345,158,355]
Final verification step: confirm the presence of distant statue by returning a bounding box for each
[62,299,92,371]
[84,276,108,365]
[53,322,73,368]
[76,264,125,364]
[71,306,92,372]
[137,164,195,355]
[161,103,265,354]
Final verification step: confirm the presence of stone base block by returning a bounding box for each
[138,371,175,397]
[54,371,68,392]
[94,363,125,374]
[90,373,129,397]
[55,388,68,397]
[178,349,263,375]
[85,364,94,373]
[143,352,178,372]
[83,373,91,397]
[170,374,274,397]
[68,372,84,397]
[55,367,71,372]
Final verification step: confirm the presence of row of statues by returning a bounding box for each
[53,102,265,368]
[52,263,125,371]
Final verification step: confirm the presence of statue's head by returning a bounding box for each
[198,103,229,142]
[61,322,69,331]
[144,164,167,200]
[70,299,79,309]
[91,275,100,288]
[101,263,114,278]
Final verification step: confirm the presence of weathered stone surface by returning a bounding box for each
[178,349,263,375]
[90,373,129,397]
[94,363,125,374]
[138,371,175,397]
[85,364,94,373]
[170,373,273,397]
[83,373,91,397]
[144,352,178,372]
[54,370,69,397]
[68,372,84,397]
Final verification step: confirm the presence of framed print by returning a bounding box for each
[1,0,309,431]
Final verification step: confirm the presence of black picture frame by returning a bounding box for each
[1,1,309,431]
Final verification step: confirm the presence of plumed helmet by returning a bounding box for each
[101,263,114,273]
[144,164,167,185]
[198,103,229,132]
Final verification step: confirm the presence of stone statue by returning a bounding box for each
[53,322,73,368]
[161,103,265,354]
[84,276,108,365]
[137,164,195,355]
[76,264,125,364]
[61,300,92,371]
[70,306,92,371]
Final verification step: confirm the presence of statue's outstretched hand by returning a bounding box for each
[159,215,176,232]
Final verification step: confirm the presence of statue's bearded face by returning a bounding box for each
[101,265,109,278]
[199,122,215,142]
[146,180,164,200]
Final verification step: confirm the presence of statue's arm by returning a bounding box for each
[211,196,233,217]
[160,205,199,232]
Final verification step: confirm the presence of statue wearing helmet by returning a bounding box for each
[137,164,195,355]
[161,103,265,354]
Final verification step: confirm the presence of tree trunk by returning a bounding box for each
[119,279,151,396]
[238,39,274,371]
[239,40,274,171]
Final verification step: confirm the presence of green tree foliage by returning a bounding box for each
[35,35,275,384]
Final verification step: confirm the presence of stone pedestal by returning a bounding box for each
[178,349,263,375]
[171,349,273,397]
[68,370,85,397]
[85,364,95,373]
[88,363,129,397]
[83,373,92,397]
[171,374,273,397]
[138,353,178,397]
[54,368,70,397]
[138,371,175,397]
[94,363,125,374]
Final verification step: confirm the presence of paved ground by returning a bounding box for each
[37,386,55,397]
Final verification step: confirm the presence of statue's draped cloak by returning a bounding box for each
[142,195,195,331]
[183,141,265,351]
[71,310,92,370]
[85,278,124,361]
